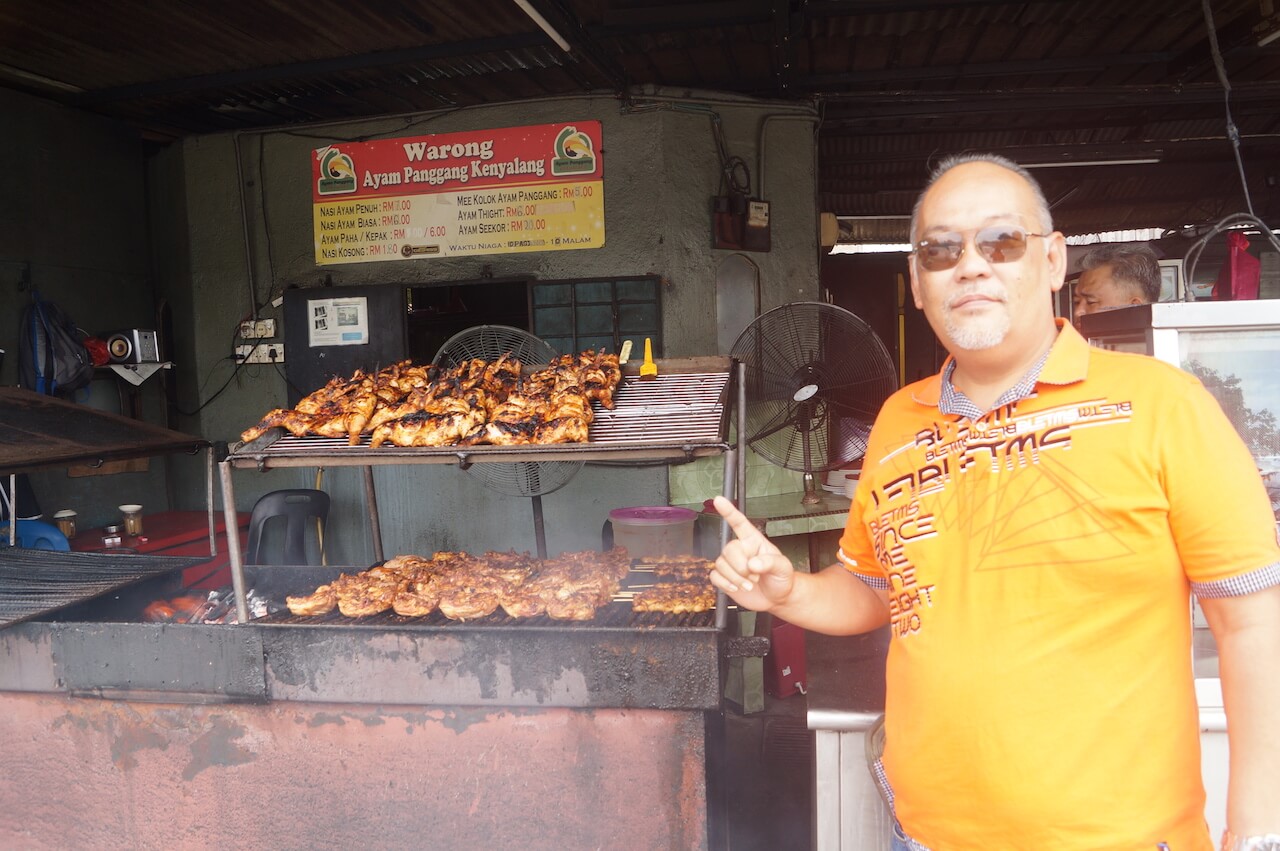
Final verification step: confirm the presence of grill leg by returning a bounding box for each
[531,494,547,559]
[362,465,384,563]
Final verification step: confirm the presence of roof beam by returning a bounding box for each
[517,0,629,93]
[600,1,772,29]
[803,52,1171,87]
[75,34,552,105]
[817,81,1280,121]
[806,0,1082,12]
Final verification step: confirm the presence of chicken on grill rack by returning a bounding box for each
[284,547,634,621]
[239,350,621,448]
[627,555,717,613]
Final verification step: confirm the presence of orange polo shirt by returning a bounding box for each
[838,321,1280,850]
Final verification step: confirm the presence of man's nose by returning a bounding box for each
[952,237,992,278]
[1072,300,1088,320]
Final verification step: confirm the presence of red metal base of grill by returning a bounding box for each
[0,692,711,850]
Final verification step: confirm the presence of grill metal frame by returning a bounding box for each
[221,357,740,625]
[0,549,207,628]
[228,366,732,467]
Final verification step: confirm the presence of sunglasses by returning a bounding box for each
[911,227,1050,272]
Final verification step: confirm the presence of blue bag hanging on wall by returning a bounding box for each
[18,290,94,397]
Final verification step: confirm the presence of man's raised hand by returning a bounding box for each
[710,495,797,612]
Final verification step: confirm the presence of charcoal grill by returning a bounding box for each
[257,603,717,631]
[249,557,722,632]
[221,357,742,625]
[0,387,218,626]
[0,548,208,628]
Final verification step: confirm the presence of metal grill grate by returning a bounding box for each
[243,371,729,458]
[254,601,717,631]
[0,549,207,627]
[591,373,729,444]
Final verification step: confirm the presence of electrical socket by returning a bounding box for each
[239,319,277,338]
[235,343,285,364]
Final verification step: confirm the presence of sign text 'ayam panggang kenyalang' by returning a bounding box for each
[311,122,605,265]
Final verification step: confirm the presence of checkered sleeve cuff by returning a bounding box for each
[838,547,889,589]
[1192,560,1280,599]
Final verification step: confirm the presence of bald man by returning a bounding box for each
[713,154,1280,850]
[1072,242,1162,319]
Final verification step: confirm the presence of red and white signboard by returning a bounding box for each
[312,121,604,265]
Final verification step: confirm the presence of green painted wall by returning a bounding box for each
[10,88,820,561]
[1,89,172,528]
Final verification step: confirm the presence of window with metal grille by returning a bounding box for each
[531,276,663,356]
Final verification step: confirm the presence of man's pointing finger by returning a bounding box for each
[712,495,761,542]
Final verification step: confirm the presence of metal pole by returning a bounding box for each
[5,474,15,548]
[736,361,747,514]
[531,494,548,559]
[362,465,384,563]
[206,446,217,557]
[219,460,250,624]
[715,445,737,630]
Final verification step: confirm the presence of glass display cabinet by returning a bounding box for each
[1078,300,1280,486]
[1077,299,1280,840]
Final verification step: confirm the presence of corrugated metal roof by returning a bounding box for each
[2,0,1278,237]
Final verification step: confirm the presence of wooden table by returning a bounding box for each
[70,509,250,589]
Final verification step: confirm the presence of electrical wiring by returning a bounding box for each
[1201,0,1254,216]
[1182,212,1280,292]
[169,323,255,418]
[1187,1,1280,296]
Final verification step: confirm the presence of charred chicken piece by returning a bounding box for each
[369,408,486,448]
[642,555,716,582]
[240,408,292,443]
[391,576,442,617]
[286,583,338,616]
[332,571,404,618]
[631,581,716,614]
[536,416,590,444]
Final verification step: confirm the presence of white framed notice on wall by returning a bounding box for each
[307,296,369,346]
[1158,259,1184,301]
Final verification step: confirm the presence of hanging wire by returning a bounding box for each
[1182,212,1280,291]
[1187,0,1280,296]
[709,112,752,197]
[1201,0,1255,216]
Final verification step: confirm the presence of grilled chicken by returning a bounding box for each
[239,349,619,448]
[283,547,638,622]
[643,555,716,582]
[332,572,403,617]
[631,582,716,614]
[286,583,338,616]
[369,408,487,448]
[392,577,442,617]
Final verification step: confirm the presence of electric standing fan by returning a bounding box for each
[730,302,898,504]
[434,325,582,557]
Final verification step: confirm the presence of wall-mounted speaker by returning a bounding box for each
[105,329,160,364]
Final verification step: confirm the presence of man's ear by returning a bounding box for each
[1045,232,1068,293]
[908,258,924,309]
[1128,296,1145,305]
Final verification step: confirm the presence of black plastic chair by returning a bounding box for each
[244,489,330,565]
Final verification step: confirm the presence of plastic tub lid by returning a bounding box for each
[608,506,698,525]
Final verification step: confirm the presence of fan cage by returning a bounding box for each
[434,325,582,497]
[730,302,897,473]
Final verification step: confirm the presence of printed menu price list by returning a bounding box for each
[314,181,603,265]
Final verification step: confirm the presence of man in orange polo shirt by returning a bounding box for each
[712,154,1280,850]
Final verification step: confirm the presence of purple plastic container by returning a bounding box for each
[607,506,698,559]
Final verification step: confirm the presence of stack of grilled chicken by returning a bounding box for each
[239,349,621,448]
[286,547,633,621]
[284,549,719,620]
